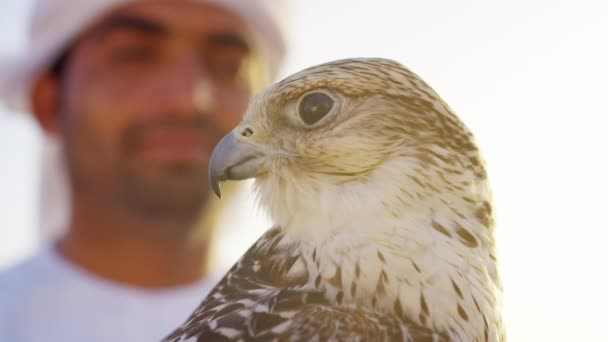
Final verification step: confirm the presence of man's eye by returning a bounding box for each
[213,61,241,78]
[205,52,247,83]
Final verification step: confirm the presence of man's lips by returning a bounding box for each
[129,128,219,163]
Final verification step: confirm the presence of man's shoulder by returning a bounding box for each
[0,252,51,336]
[0,253,41,285]
[0,252,49,304]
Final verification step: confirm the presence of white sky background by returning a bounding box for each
[1,0,607,341]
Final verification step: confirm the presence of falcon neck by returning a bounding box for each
[261,156,492,246]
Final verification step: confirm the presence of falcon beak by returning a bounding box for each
[209,132,264,198]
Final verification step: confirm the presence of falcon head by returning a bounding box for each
[210,58,488,236]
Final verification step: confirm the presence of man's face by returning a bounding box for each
[55,0,254,219]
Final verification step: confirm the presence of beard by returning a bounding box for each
[119,158,210,220]
[63,114,224,223]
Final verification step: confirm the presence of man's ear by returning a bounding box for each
[31,73,61,135]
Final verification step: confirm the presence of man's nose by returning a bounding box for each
[166,56,215,116]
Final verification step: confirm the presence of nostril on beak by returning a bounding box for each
[240,127,254,137]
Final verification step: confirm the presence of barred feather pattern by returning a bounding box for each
[164,228,449,342]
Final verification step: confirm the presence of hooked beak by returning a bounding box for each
[209,132,264,198]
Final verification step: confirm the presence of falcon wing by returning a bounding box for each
[165,295,449,341]
[163,229,449,342]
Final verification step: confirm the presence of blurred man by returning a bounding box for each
[0,0,287,340]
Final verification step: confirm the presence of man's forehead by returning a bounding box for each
[91,0,252,45]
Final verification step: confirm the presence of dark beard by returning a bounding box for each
[63,114,223,225]
[117,116,222,221]
[119,159,210,221]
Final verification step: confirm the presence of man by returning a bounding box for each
[0,0,287,340]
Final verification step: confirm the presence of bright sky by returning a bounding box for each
[1,1,607,341]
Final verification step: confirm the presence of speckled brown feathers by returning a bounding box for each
[164,228,449,341]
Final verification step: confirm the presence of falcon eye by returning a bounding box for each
[298,92,334,125]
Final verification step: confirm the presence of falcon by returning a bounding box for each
[164,58,504,341]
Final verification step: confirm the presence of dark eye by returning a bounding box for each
[298,92,334,125]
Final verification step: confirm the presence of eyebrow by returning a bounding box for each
[92,13,251,52]
[207,32,251,52]
[93,14,168,39]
